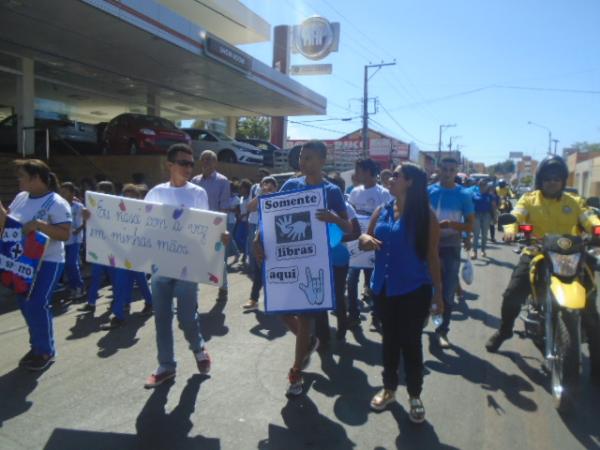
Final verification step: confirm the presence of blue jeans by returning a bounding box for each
[247,223,258,274]
[87,263,114,305]
[64,243,83,289]
[17,261,64,356]
[151,276,204,371]
[474,213,492,252]
[347,267,373,320]
[436,246,462,335]
[112,269,152,320]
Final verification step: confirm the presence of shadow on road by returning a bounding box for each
[479,256,517,271]
[425,333,538,412]
[388,402,460,450]
[559,381,600,450]
[200,301,229,343]
[135,374,219,449]
[309,343,377,427]
[96,313,152,358]
[0,368,44,428]
[259,396,356,450]
[499,349,600,449]
[452,299,501,330]
[249,310,288,341]
[43,375,219,450]
[65,309,111,341]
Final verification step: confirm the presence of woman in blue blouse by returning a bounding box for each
[359,163,443,423]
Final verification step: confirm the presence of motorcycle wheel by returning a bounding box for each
[551,309,581,413]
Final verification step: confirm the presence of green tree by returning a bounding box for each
[488,159,515,176]
[520,175,533,186]
[235,116,270,140]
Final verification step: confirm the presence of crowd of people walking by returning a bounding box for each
[1,141,599,427]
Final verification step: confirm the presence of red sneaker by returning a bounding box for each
[144,370,175,389]
[195,349,211,375]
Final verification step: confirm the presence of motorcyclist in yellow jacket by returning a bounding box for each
[486,156,600,384]
[496,179,514,199]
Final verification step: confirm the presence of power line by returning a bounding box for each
[287,119,349,134]
[378,102,437,146]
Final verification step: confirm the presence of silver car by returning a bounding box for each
[182,128,263,165]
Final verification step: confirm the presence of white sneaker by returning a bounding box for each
[286,368,303,397]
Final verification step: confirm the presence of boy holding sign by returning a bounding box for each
[144,144,229,388]
[254,141,351,397]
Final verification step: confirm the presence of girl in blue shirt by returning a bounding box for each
[359,162,443,423]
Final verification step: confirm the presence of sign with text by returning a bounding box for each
[85,192,226,286]
[205,34,252,72]
[290,64,333,76]
[0,216,49,297]
[260,186,334,313]
[348,215,374,269]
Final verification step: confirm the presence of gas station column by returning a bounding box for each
[147,91,160,116]
[226,117,237,138]
[16,57,35,156]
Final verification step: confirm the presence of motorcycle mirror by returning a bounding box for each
[586,197,600,209]
[498,213,517,226]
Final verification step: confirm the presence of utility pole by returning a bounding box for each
[362,61,396,158]
[552,139,559,155]
[437,124,456,166]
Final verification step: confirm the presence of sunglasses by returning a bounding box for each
[391,171,402,179]
[173,160,194,168]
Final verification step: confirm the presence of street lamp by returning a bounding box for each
[437,123,456,166]
[527,121,552,155]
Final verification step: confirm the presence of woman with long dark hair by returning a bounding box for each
[359,162,443,423]
[0,159,72,371]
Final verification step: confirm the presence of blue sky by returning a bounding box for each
[239,0,600,165]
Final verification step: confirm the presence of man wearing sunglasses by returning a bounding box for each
[486,156,600,384]
[143,144,228,388]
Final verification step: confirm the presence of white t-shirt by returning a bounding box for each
[67,201,84,246]
[145,182,208,210]
[239,197,250,223]
[8,191,72,263]
[348,184,392,216]
[346,201,357,221]
[227,195,240,225]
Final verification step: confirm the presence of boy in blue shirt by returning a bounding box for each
[254,141,351,397]
[428,158,475,349]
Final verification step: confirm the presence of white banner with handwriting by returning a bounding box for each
[85,192,226,286]
[348,215,374,268]
[260,186,334,313]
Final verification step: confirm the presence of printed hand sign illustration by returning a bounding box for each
[276,215,310,241]
[299,267,324,305]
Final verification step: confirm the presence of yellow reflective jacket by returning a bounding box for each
[506,190,600,237]
[496,186,513,198]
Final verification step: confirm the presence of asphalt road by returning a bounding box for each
[0,241,599,450]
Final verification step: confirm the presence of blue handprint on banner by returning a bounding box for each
[299,267,325,305]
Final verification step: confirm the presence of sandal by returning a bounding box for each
[409,397,426,424]
[370,388,396,411]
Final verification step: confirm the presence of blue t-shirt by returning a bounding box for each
[280,176,346,217]
[473,192,495,214]
[428,183,475,247]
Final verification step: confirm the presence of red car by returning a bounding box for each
[103,113,190,154]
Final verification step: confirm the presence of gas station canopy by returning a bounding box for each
[0,0,326,122]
